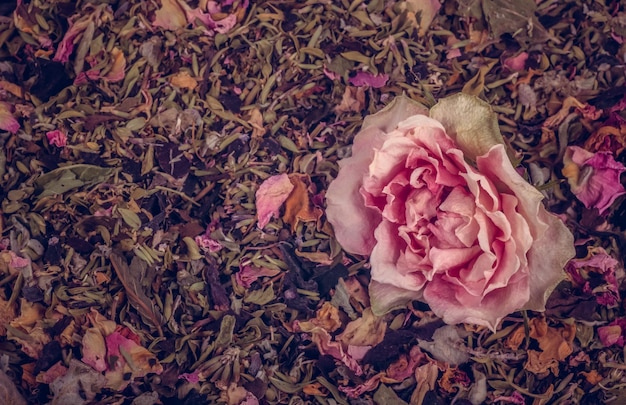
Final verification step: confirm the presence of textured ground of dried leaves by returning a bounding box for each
[0,0,625,404]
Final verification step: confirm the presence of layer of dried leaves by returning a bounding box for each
[0,0,625,404]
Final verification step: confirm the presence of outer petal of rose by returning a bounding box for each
[476,145,574,312]
[423,272,529,331]
[326,127,387,255]
[369,279,422,316]
[523,209,574,311]
[255,174,294,229]
[0,102,19,134]
[361,95,429,133]
[430,93,505,161]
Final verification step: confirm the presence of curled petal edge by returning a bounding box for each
[430,93,505,161]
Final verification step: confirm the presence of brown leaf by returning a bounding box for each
[482,0,549,42]
[282,174,322,231]
[461,59,497,96]
[110,252,165,337]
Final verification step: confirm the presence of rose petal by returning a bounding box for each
[327,97,429,255]
[430,93,505,161]
[349,72,389,88]
[255,174,294,229]
[503,52,529,71]
[369,280,422,316]
[153,0,188,30]
[0,102,20,134]
[476,145,574,313]
[81,328,108,372]
[563,146,626,215]
[46,129,68,147]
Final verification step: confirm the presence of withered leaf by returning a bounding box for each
[35,164,116,199]
[110,252,165,337]
[482,0,549,42]
[155,143,191,179]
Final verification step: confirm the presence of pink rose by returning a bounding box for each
[562,146,625,215]
[326,94,575,330]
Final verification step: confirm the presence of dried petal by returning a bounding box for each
[255,174,294,229]
[563,146,626,215]
[430,93,505,161]
[349,72,389,88]
[46,130,68,147]
[0,102,20,134]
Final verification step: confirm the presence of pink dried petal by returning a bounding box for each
[82,328,108,372]
[338,373,383,398]
[235,265,280,288]
[323,67,340,80]
[563,146,626,215]
[503,52,528,71]
[346,345,371,361]
[179,370,201,384]
[255,174,294,228]
[195,234,223,252]
[492,391,526,404]
[9,251,30,268]
[46,130,68,147]
[295,321,363,375]
[598,324,624,347]
[0,102,20,134]
[349,72,389,88]
[37,361,68,384]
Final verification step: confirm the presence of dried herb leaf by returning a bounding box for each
[110,252,165,337]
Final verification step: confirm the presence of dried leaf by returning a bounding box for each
[110,253,165,337]
[35,164,116,199]
[482,0,548,42]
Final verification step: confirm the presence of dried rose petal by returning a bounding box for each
[255,174,294,229]
[46,130,68,147]
[503,52,529,71]
[349,72,389,88]
[0,102,20,134]
[563,146,626,215]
